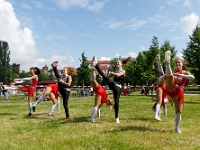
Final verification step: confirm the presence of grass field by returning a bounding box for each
[0,94,200,150]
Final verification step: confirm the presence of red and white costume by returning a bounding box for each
[157,85,167,105]
[47,84,59,100]
[22,78,38,97]
[166,70,187,104]
[94,84,108,103]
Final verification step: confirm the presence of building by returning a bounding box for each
[10,63,20,73]
[86,60,111,75]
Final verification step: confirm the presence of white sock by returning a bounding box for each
[90,107,97,121]
[155,103,161,118]
[28,102,32,114]
[97,107,101,119]
[90,71,96,81]
[33,96,45,107]
[49,103,57,115]
[164,108,167,119]
[166,63,172,76]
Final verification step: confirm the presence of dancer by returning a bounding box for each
[89,68,114,122]
[162,50,195,133]
[32,84,60,116]
[14,67,40,115]
[51,61,77,120]
[153,54,168,121]
[89,56,131,123]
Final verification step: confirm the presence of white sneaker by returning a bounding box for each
[92,56,97,66]
[88,64,95,70]
[90,120,95,123]
[115,118,120,124]
[175,127,182,134]
[165,51,171,63]
[155,54,161,63]
[155,116,161,121]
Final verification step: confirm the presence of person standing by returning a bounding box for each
[162,50,195,133]
[127,83,131,96]
[1,83,8,100]
[14,67,40,115]
[123,83,127,96]
[51,61,77,120]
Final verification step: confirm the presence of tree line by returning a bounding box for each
[0,24,200,85]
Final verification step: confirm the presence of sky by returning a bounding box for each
[0,0,200,71]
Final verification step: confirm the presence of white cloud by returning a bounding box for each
[21,3,32,9]
[0,0,37,70]
[184,0,192,8]
[34,55,75,70]
[103,18,123,29]
[128,52,137,58]
[124,19,146,30]
[53,0,107,12]
[31,1,43,8]
[166,0,179,5]
[180,13,200,35]
[103,18,146,30]
[141,46,147,51]
[100,57,110,60]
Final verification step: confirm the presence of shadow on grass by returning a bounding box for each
[0,112,18,116]
[133,117,153,121]
[104,125,163,133]
[22,113,51,119]
[59,116,90,124]
[184,101,200,104]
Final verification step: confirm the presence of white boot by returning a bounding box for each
[90,107,97,122]
[155,103,161,121]
[174,112,182,133]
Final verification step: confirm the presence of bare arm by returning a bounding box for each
[109,70,125,78]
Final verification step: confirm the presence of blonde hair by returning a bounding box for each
[64,67,77,76]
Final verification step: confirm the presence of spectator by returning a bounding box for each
[127,83,131,96]
[1,83,8,100]
[123,83,127,96]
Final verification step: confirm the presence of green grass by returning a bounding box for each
[0,95,200,150]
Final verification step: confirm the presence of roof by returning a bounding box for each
[37,80,57,85]
[86,60,110,64]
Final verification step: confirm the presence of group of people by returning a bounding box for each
[152,51,195,133]
[11,50,194,134]
[14,64,77,120]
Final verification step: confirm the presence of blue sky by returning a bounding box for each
[0,0,199,71]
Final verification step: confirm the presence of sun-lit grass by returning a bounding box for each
[0,94,200,150]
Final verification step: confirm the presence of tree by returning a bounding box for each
[182,24,200,84]
[160,40,177,71]
[0,41,11,84]
[76,52,90,86]
[38,71,50,81]
[145,36,160,85]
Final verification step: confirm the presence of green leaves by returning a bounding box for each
[183,24,200,84]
